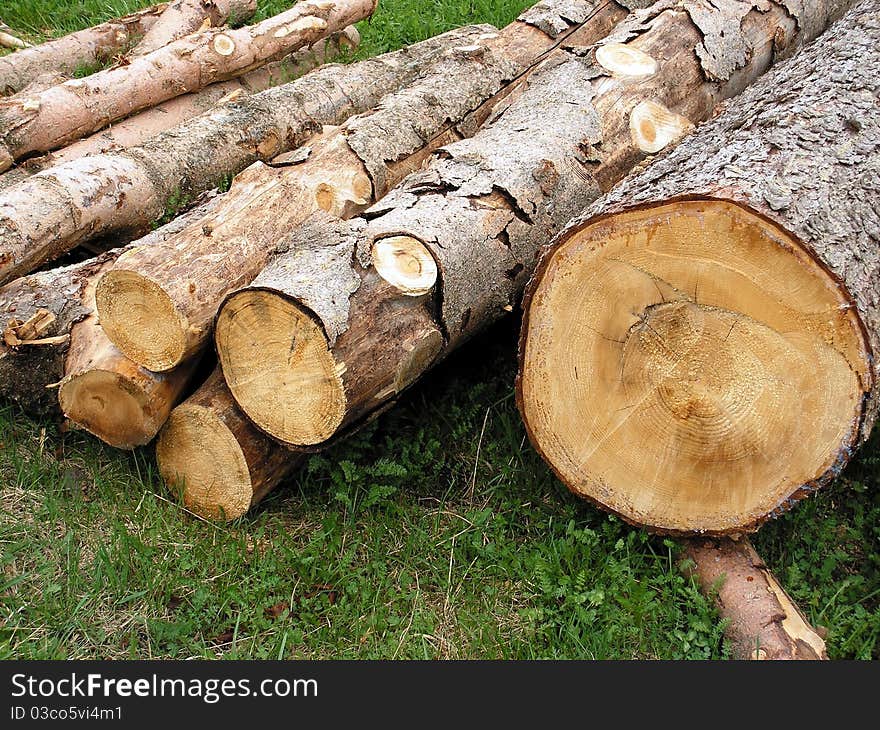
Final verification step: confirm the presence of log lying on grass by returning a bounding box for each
[0,21,31,50]
[157,369,304,519]
[0,4,166,96]
[97,0,628,372]
[0,23,491,286]
[517,1,878,535]
[0,0,377,170]
[132,0,257,56]
[0,195,220,417]
[214,0,852,452]
[684,538,828,660]
[0,28,361,192]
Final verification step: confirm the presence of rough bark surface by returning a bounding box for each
[0,4,166,96]
[0,194,220,415]
[215,0,855,449]
[0,23,491,285]
[683,538,828,660]
[132,0,257,56]
[0,28,360,191]
[0,0,377,167]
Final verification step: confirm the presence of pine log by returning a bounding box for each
[0,23,491,287]
[0,28,360,192]
[517,1,878,535]
[683,538,827,660]
[156,368,303,519]
[97,0,629,372]
[214,0,852,450]
[0,0,377,170]
[132,0,257,56]
[0,5,166,96]
[0,195,221,416]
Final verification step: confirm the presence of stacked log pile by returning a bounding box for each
[1,0,876,660]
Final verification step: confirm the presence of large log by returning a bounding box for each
[0,4,166,96]
[517,1,878,534]
[0,23,491,287]
[683,538,828,660]
[132,0,257,56]
[0,0,377,169]
[0,28,361,192]
[97,0,629,372]
[0,195,221,417]
[214,0,853,451]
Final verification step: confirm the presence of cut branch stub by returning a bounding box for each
[371,236,438,296]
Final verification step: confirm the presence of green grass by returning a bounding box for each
[1,1,878,661]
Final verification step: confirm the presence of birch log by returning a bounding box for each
[0,0,377,169]
[0,5,165,96]
[0,23,490,286]
[0,28,360,192]
[0,195,220,417]
[97,0,629,371]
[215,0,853,451]
[131,0,257,56]
[517,1,878,535]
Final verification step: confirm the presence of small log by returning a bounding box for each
[131,0,257,56]
[97,0,627,371]
[0,0,377,168]
[0,4,166,96]
[214,0,852,449]
[0,28,360,191]
[517,1,878,534]
[0,23,491,286]
[156,368,303,519]
[683,538,827,660]
[0,20,31,50]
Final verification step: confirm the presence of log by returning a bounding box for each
[214,0,852,450]
[0,23,491,287]
[0,20,31,50]
[132,0,257,56]
[0,4,166,96]
[517,1,878,534]
[0,194,221,416]
[156,368,303,519]
[683,538,827,660]
[0,28,361,192]
[97,0,629,371]
[0,0,377,169]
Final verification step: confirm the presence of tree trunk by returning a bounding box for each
[683,538,828,660]
[0,4,166,96]
[517,1,878,535]
[131,0,257,56]
[0,28,360,192]
[156,368,303,519]
[97,0,629,372]
[0,194,221,416]
[0,23,491,286]
[214,0,852,450]
[0,0,377,169]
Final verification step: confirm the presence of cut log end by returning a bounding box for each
[371,236,438,296]
[156,402,253,520]
[519,199,871,534]
[215,289,345,445]
[58,369,161,450]
[95,269,188,372]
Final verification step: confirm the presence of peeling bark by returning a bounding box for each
[131,0,257,56]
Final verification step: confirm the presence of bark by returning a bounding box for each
[0,0,377,168]
[0,23,492,286]
[0,194,221,416]
[215,0,852,449]
[0,28,360,191]
[517,1,878,534]
[0,4,166,96]
[98,0,628,372]
[683,538,828,660]
[156,368,303,519]
[131,0,257,56]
